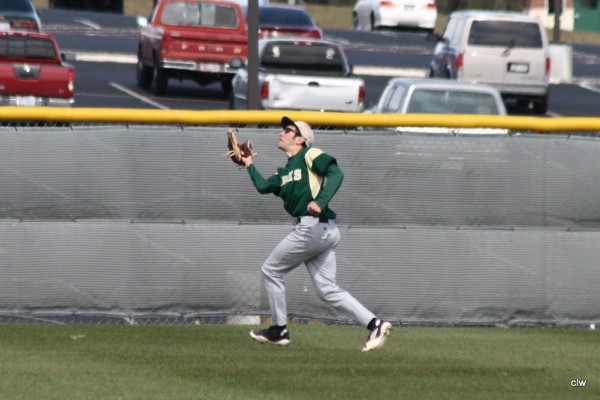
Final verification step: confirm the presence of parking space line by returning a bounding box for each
[70,52,136,63]
[67,51,425,77]
[354,66,428,77]
[578,81,600,94]
[109,82,170,110]
[74,18,102,30]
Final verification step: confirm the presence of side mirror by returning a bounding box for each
[229,58,244,69]
[60,52,75,62]
[426,32,443,43]
[136,16,148,28]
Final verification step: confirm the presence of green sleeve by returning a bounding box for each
[246,164,281,195]
[314,163,344,210]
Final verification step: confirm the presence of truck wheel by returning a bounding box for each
[221,78,233,94]
[229,90,236,110]
[136,53,152,89]
[352,13,359,31]
[152,58,168,95]
[532,94,548,115]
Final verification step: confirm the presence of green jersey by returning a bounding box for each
[246,147,344,219]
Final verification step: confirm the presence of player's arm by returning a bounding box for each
[246,164,281,195]
[312,157,344,210]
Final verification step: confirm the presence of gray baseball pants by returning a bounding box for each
[260,216,375,327]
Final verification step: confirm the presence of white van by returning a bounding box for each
[428,10,550,114]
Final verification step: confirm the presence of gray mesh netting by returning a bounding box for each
[0,125,598,326]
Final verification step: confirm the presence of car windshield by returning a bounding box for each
[161,2,239,29]
[0,35,56,59]
[407,89,500,114]
[468,20,542,48]
[260,42,346,76]
[0,0,34,12]
[379,84,407,113]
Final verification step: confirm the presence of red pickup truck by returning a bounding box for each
[0,30,74,107]
[136,0,248,95]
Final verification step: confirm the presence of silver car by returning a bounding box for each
[0,0,41,31]
[373,77,507,115]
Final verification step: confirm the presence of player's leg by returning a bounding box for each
[305,243,375,327]
[305,222,392,351]
[250,225,316,345]
[261,220,340,324]
[260,230,308,326]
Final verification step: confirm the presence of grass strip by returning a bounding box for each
[0,323,598,399]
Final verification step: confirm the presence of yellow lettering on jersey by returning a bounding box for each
[281,169,302,186]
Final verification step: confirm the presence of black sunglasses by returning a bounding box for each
[284,127,300,136]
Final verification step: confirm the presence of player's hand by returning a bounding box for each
[307,201,321,216]
[241,154,253,166]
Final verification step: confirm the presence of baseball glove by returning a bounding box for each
[225,128,256,167]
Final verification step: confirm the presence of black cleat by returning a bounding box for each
[249,325,290,346]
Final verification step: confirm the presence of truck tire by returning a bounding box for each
[228,90,236,110]
[370,13,376,31]
[152,57,168,95]
[221,78,233,94]
[352,13,359,31]
[136,52,152,89]
[532,94,548,115]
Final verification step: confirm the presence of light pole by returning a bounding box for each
[552,0,562,43]
[247,0,259,109]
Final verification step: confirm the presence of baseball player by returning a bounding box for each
[240,116,392,352]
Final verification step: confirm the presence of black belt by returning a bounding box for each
[295,216,328,224]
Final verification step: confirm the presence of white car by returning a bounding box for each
[373,77,507,115]
[352,0,437,32]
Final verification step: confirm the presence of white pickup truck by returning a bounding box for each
[230,38,366,112]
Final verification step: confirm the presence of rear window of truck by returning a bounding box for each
[468,20,543,48]
[161,2,239,28]
[260,42,346,76]
[257,7,314,26]
[0,36,57,59]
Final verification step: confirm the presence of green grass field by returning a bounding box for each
[0,323,597,399]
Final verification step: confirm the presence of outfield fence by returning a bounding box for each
[1,109,599,327]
